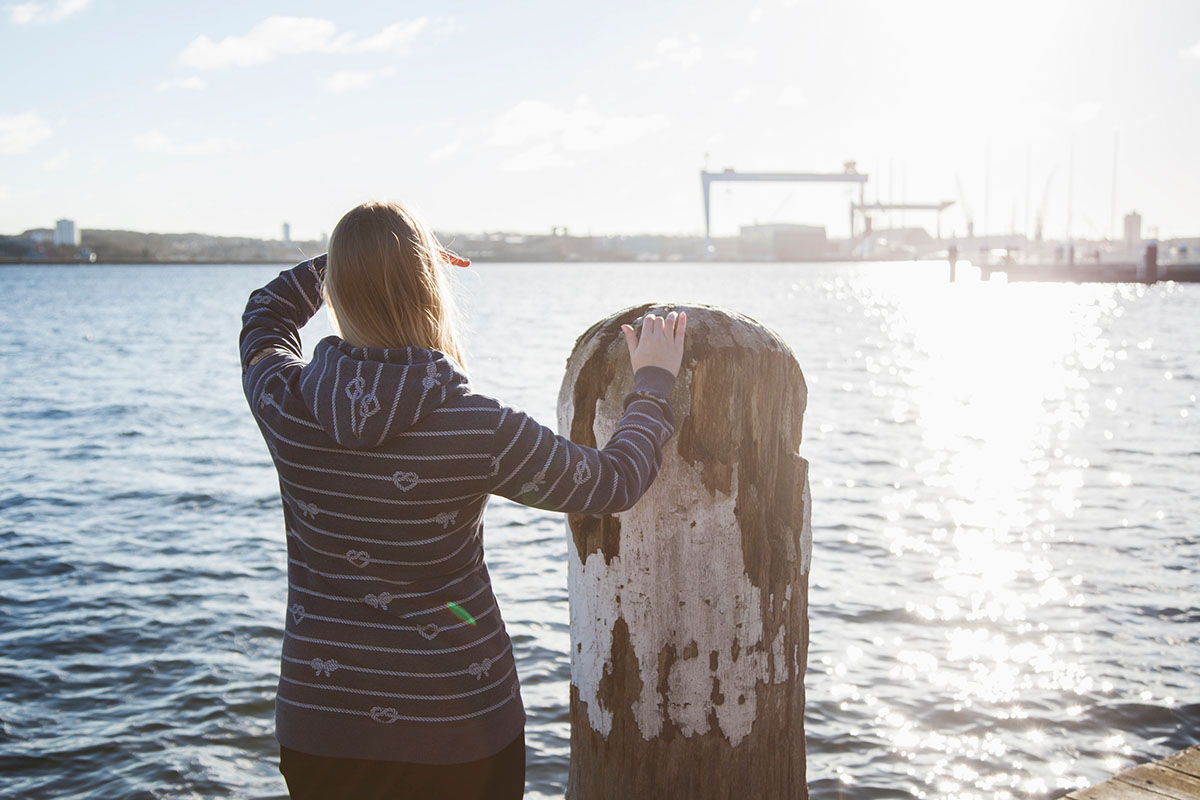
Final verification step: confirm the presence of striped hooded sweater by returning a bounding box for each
[239,256,677,763]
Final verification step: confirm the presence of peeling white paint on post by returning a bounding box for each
[569,464,768,744]
[559,303,811,799]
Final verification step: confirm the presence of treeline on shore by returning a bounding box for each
[1,229,327,264]
[1,228,716,264]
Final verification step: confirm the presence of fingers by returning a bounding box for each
[627,310,686,349]
[656,310,685,342]
[440,249,471,267]
[621,323,637,357]
[625,310,687,376]
[633,311,688,343]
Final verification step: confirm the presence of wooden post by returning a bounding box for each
[948,244,958,283]
[558,303,811,800]
[1143,240,1159,284]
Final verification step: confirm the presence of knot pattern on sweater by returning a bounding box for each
[344,376,380,437]
[357,393,380,420]
[573,460,592,486]
[392,471,419,492]
[421,363,440,390]
[310,657,339,677]
[345,376,366,400]
[520,470,547,496]
[295,500,319,519]
[435,511,458,529]
[290,603,305,624]
[345,549,371,568]
[364,592,395,611]
[467,658,493,680]
[370,706,400,724]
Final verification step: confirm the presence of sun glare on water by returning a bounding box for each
[819,270,1143,797]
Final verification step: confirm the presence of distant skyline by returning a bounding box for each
[3,0,1199,241]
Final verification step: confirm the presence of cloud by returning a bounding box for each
[489,99,668,152]
[133,129,240,156]
[497,143,574,173]
[180,17,337,68]
[0,111,51,154]
[8,0,89,24]
[638,36,702,70]
[722,47,757,64]
[321,66,395,93]
[179,15,427,69]
[777,86,808,108]
[353,20,428,53]
[155,77,208,92]
[43,148,69,170]
[430,137,463,161]
[488,99,667,173]
[732,87,755,104]
[1182,40,1200,59]
[1070,100,1102,124]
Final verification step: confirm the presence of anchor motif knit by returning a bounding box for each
[240,256,677,763]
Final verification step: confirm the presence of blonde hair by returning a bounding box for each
[324,201,464,365]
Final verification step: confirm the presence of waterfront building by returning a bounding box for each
[739,223,828,260]
[54,219,81,247]
[282,222,291,243]
[1124,211,1142,248]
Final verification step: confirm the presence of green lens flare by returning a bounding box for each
[446,601,476,625]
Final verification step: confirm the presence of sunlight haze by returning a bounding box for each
[2,0,1198,241]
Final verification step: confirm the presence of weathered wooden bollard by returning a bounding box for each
[1143,240,1159,284]
[558,303,811,800]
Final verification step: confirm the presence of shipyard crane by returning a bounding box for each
[699,163,868,252]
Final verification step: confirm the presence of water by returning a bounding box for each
[2,261,1196,799]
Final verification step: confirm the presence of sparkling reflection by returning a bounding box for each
[855,279,1134,796]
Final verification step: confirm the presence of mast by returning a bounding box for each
[1066,134,1075,241]
[1110,131,1119,241]
[1024,143,1032,241]
[983,139,990,243]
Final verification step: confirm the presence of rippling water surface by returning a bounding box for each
[2,262,1197,799]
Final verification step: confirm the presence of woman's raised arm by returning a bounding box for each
[487,312,687,515]
[238,255,326,406]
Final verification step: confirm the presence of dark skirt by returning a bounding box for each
[279,732,525,800]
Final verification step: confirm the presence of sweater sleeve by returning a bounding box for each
[239,255,326,407]
[487,366,677,514]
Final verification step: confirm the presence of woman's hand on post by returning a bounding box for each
[622,311,687,377]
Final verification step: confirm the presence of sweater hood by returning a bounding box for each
[298,336,469,449]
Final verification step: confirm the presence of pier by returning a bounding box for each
[1062,744,1200,800]
[970,239,1200,283]
[975,262,1200,283]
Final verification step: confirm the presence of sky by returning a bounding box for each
[2,0,1199,241]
